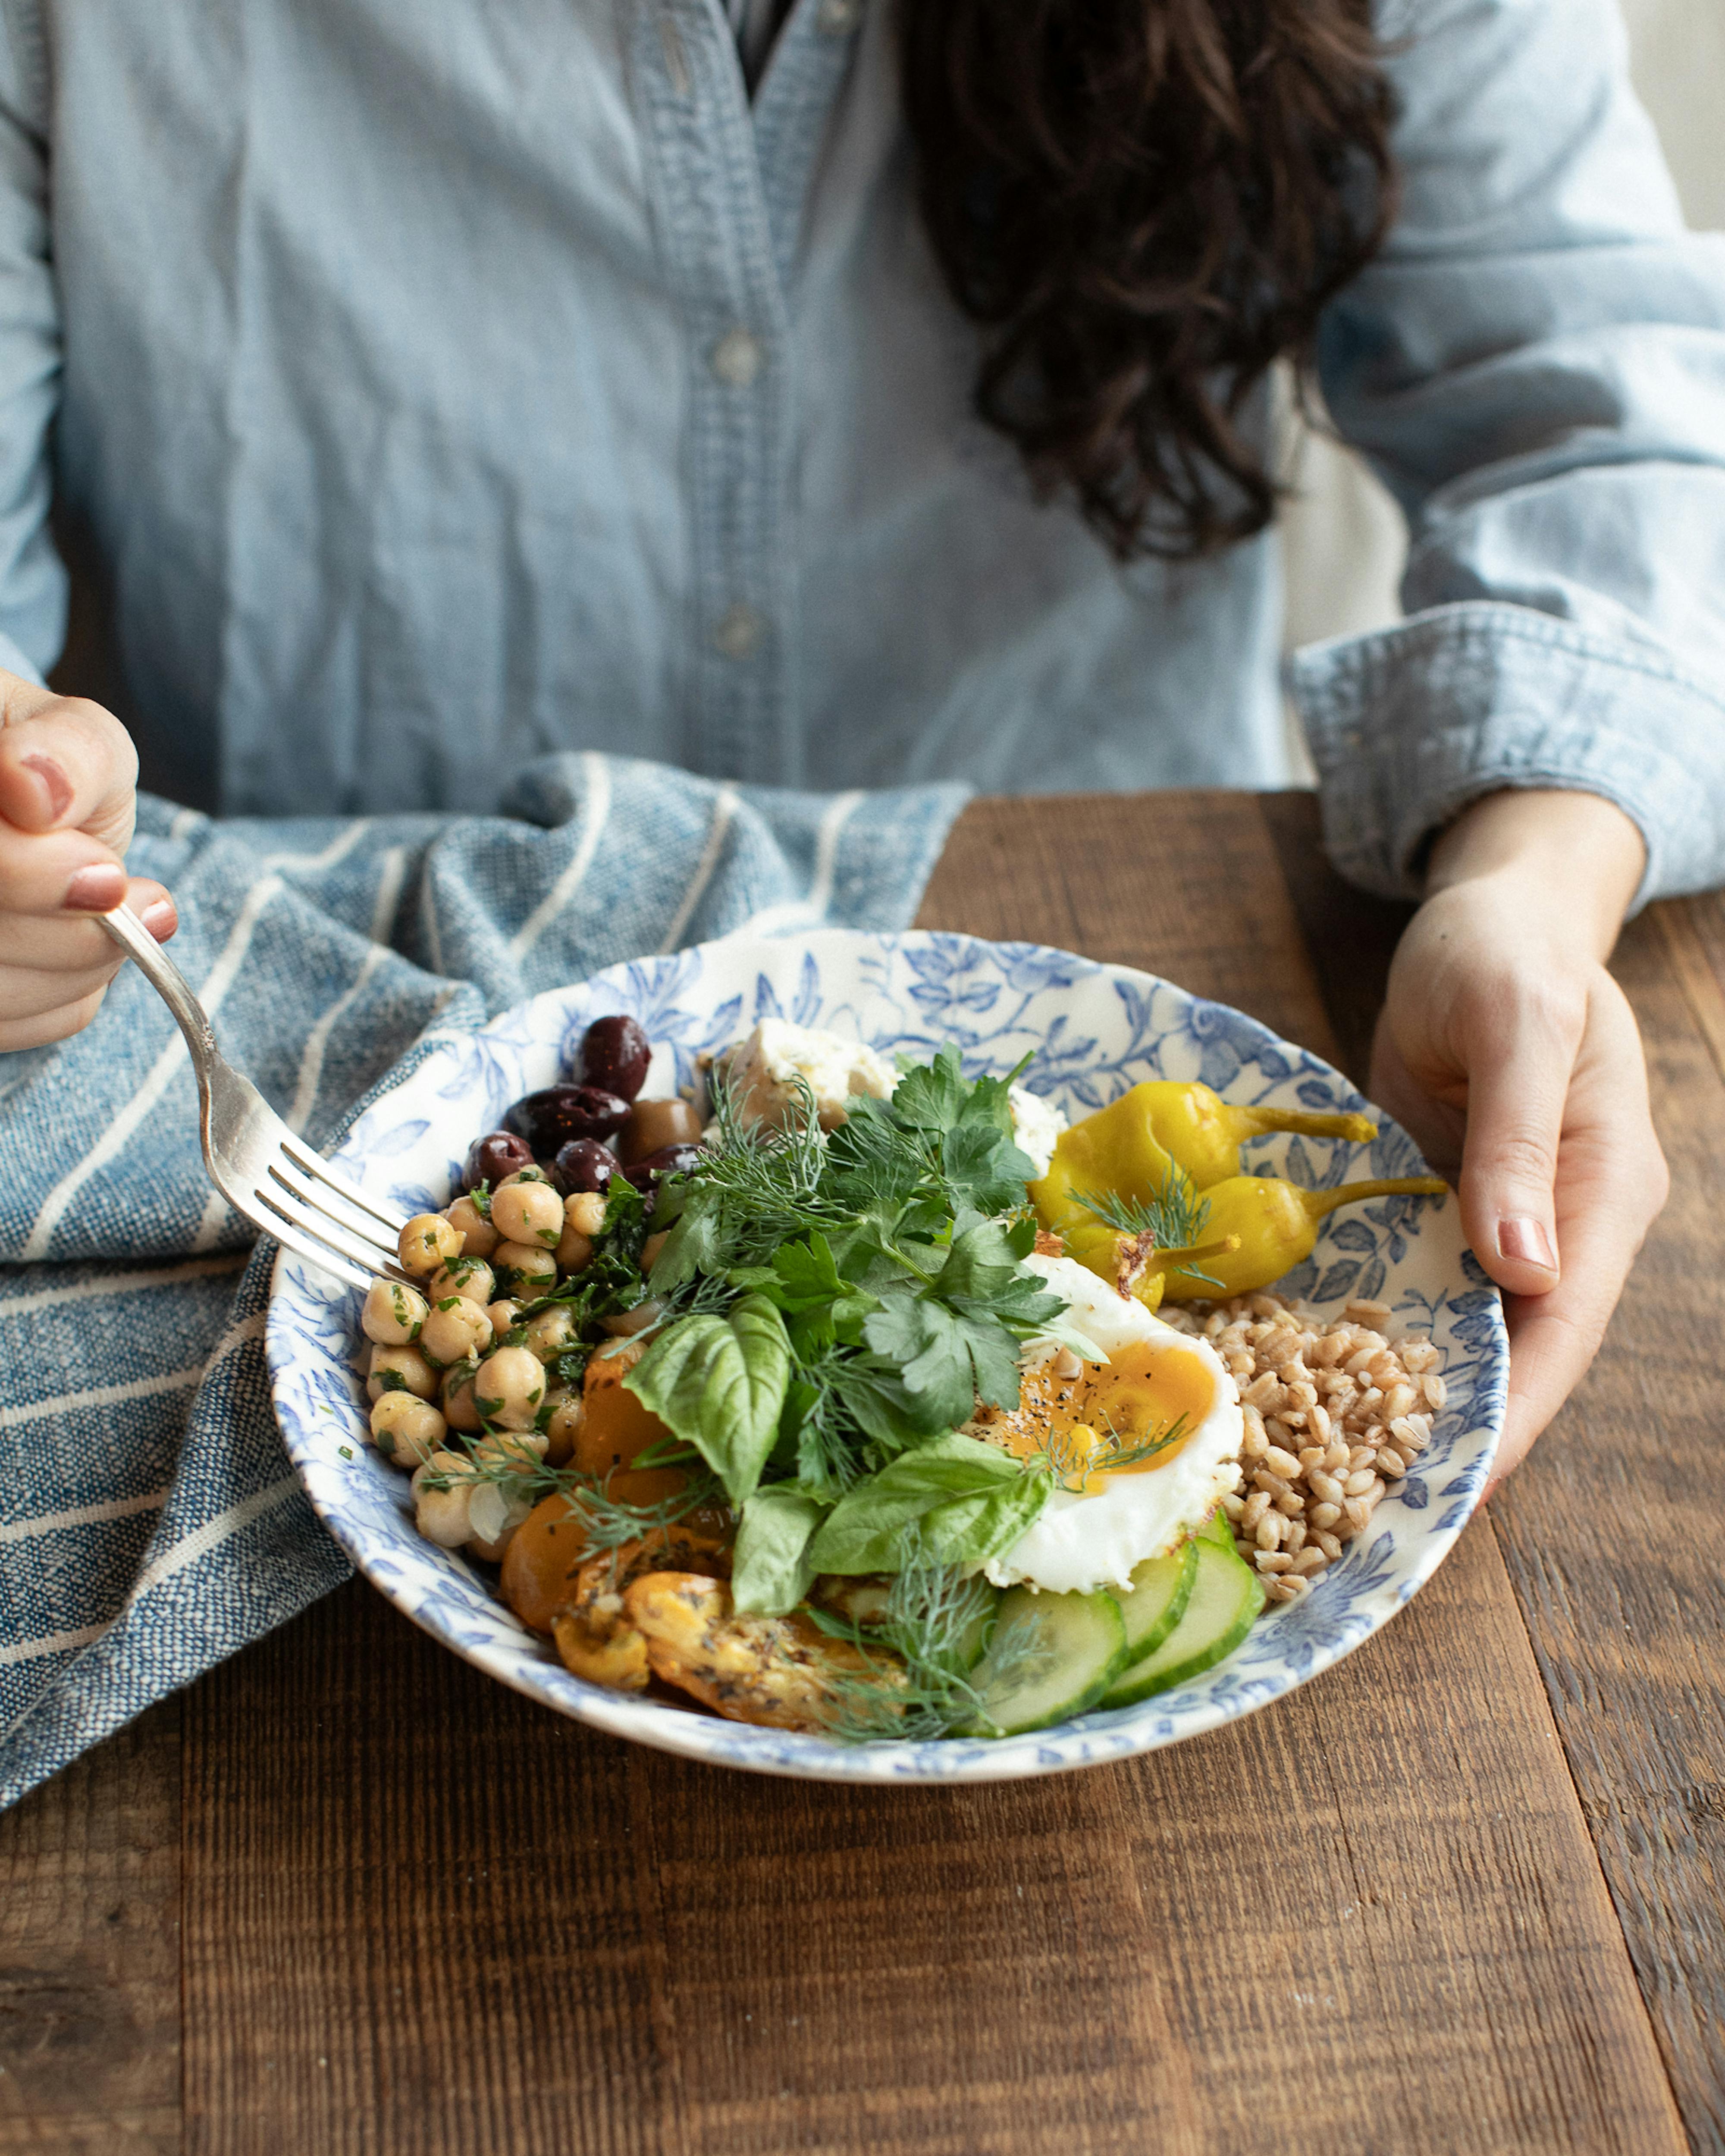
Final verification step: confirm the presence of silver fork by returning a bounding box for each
[100,903,411,1293]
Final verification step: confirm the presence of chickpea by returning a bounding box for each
[398,1212,464,1276]
[412,1451,476,1548]
[497,1163,555,1189]
[370,1391,448,1470]
[473,1345,546,1432]
[522,1306,578,1363]
[492,1240,558,1294]
[443,1192,499,1260]
[490,1178,564,1247]
[554,1222,593,1273]
[542,1391,585,1468]
[640,1230,671,1275]
[486,1299,521,1336]
[420,1294,495,1368]
[361,1279,429,1347]
[367,1343,438,1403]
[430,1254,496,1308]
[565,1189,607,1240]
[442,1361,484,1432]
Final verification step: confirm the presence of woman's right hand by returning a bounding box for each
[0,671,176,1050]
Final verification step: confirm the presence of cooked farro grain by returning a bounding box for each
[1163,1291,1440,1605]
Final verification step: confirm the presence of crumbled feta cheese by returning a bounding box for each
[719,1019,897,1132]
[1008,1084,1067,1179]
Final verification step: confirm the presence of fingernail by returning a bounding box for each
[1497,1216,1558,1272]
[63,863,125,911]
[22,753,72,821]
[139,898,177,939]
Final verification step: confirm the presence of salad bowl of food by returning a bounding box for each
[264,929,1508,1783]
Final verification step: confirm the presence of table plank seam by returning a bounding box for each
[1483,1508,1696,2153]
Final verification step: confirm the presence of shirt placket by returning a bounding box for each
[629,0,866,788]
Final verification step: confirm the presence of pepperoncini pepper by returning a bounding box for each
[1128,1080,1378,1190]
[1085,1228,1244,1312]
[1029,1081,1379,1239]
[1028,1084,1184,1240]
[1154,1173,1448,1303]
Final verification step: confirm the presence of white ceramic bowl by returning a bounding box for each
[265,930,1507,1783]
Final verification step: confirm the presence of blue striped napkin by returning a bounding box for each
[0,752,966,1808]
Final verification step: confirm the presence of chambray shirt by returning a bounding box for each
[1,0,1725,903]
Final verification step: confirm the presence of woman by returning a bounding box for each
[0,0,1710,1482]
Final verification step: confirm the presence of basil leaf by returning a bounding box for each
[624,1293,791,1507]
[807,1434,1048,1575]
[731,1485,830,1616]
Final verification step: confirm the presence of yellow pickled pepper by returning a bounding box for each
[1155,1172,1448,1302]
[1028,1084,1185,1238]
[1030,1084,1252,1309]
[1129,1079,1379,1190]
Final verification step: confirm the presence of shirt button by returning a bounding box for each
[710,328,764,389]
[713,605,765,660]
[815,0,862,35]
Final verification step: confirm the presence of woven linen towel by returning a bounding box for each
[0,751,966,1809]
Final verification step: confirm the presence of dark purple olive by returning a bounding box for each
[551,1138,618,1196]
[463,1130,534,1192]
[580,1014,652,1102]
[503,1084,630,1154]
[624,1141,701,1192]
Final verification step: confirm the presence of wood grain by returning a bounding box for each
[0,1704,180,2155]
[0,787,1713,2155]
[1254,793,1412,1089]
[1250,799,1725,2146]
[177,1519,1682,2156]
[1484,909,1725,2152]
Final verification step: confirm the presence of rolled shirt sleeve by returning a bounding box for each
[1290,0,1725,907]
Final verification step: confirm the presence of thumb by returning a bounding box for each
[0,679,138,853]
[1455,998,1578,1298]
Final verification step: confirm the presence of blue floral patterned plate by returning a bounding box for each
[265,930,1506,1783]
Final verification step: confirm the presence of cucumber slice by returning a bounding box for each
[1196,1506,1235,1551]
[1100,1534,1264,1707]
[957,1586,1000,1673]
[1108,1541,1198,1668]
[964,1587,1128,1736]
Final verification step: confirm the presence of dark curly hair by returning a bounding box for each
[898,0,1399,560]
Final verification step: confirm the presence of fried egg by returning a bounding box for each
[976,1254,1244,1595]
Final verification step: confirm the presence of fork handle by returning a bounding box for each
[100,902,219,1070]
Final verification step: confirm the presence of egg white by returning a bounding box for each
[983,1254,1244,1595]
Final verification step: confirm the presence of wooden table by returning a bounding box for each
[2,791,1721,2156]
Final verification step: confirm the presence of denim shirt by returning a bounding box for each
[0,0,1722,903]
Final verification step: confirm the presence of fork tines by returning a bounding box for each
[253,1137,411,1294]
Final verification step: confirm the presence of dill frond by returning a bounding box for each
[811,1550,1053,1743]
[1068,1165,1211,1254]
[1023,1409,1192,1492]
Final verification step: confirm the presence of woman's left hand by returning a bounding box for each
[1366,789,1668,1492]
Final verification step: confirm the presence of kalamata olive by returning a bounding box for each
[503,1084,630,1154]
[617,1095,705,1165]
[623,1141,701,1192]
[551,1138,617,1196]
[464,1131,534,1193]
[579,1014,652,1102]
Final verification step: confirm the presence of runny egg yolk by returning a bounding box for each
[976,1340,1217,1495]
